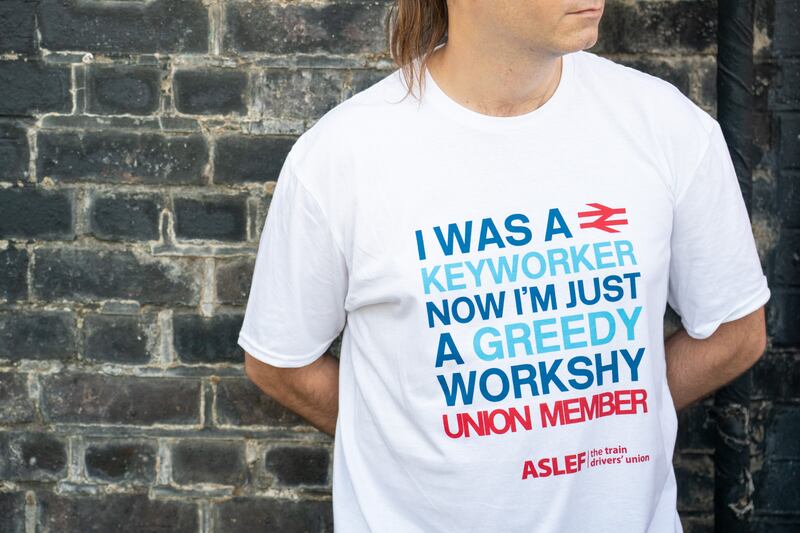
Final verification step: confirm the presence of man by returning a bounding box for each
[238,1,769,531]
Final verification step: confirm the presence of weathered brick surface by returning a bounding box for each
[265,445,330,486]
[87,66,162,116]
[0,1,796,531]
[172,439,247,485]
[84,439,158,484]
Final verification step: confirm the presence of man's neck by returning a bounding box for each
[424,36,564,118]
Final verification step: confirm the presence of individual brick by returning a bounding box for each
[752,351,800,400]
[0,372,35,424]
[768,290,800,347]
[173,313,243,364]
[673,454,714,513]
[36,492,198,533]
[251,69,344,120]
[773,229,800,286]
[0,60,70,115]
[88,192,161,242]
[0,432,67,481]
[0,1,36,54]
[214,135,295,184]
[214,497,333,533]
[0,121,29,180]
[40,373,201,425]
[173,70,247,116]
[764,405,800,460]
[32,248,201,305]
[85,440,157,483]
[87,66,161,115]
[779,114,800,170]
[0,492,25,533]
[0,187,74,240]
[0,310,77,361]
[171,439,246,485]
[0,245,28,302]
[753,461,800,513]
[216,257,255,305]
[675,403,714,452]
[774,0,800,57]
[37,130,207,184]
[37,0,208,54]
[214,377,308,428]
[83,314,152,364]
[264,445,330,486]
[173,196,247,242]
[225,2,388,54]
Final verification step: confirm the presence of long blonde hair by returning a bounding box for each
[387,0,449,101]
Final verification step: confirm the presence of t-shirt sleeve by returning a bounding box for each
[238,151,348,367]
[666,119,771,340]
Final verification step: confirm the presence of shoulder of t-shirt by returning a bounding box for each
[573,50,720,203]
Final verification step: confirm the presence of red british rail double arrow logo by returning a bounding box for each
[577,203,628,233]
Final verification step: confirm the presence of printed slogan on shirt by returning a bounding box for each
[413,202,652,480]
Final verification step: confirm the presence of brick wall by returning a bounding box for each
[0,1,796,532]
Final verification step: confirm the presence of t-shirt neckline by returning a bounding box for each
[420,46,576,132]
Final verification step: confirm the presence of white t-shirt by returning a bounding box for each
[238,48,771,533]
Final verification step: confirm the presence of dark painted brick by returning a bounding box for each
[214,135,295,184]
[85,440,157,483]
[0,187,74,240]
[764,405,800,460]
[37,130,207,184]
[676,402,715,452]
[37,0,208,54]
[225,2,388,54]
[33,248,200,305]
[767,290,800,346]
[779,114,800,170]
[214,377,307,427]
[774,0,800,57]
[0,1,36,54]
[214,497,333,533]
[0,492,25,533]
[37,492,198,533]
[40,373,201,425]
[0,432,67,481]
[751,517,800,533]
[754,460,800,512]
[0,245,28,302]
[674,454,714,513]
[172,440,246,485]
[778,172,800,229]
[773,229,800,286]
[0,310,77,361]
[0,60,71,115]
[0,372,35,424]
[265,445,329,486]
[252,69,343,120]
[84,314,151,364]
[87,66,161,115]
[680,515,713,533]
[89,193,161,241]
[595,2,716,55]
[174,196,247,242]
[752,351,800,400]
[216,257,255,305]
[771,60,800,110]
[173,70,247,115]
[173,313,243,364]
[0,121,29,180]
